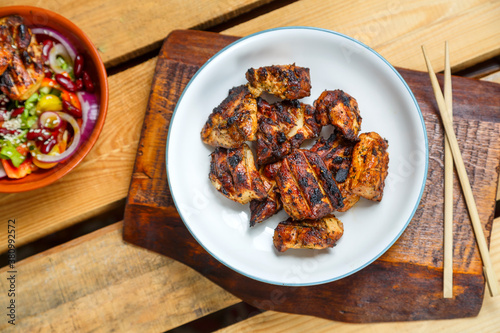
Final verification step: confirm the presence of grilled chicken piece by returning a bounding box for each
[314,90,362,141]
[0,16,44,101]
[209,143,267,204]
[349,132,389,201]
[274,149,344,220]
[249,163,282,226]
[311,132,360,211]
[256,98,321,166]
[201,85,258,148]
[273,215,344,252]
[246,64,311,100]
[310,132,355,179]
[0,23,14,75]
[335,180,360,212]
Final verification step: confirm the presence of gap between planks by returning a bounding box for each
[0,221,240,332]
[1,216,499,332]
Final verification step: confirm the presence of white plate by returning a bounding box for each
[166,27,428,286]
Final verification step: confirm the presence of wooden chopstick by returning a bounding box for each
[443,41,453,298]
[421,45,499,297]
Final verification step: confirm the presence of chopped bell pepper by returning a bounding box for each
[41,77,60,89]
[61,90,81,110]
[0,143,25,167]
[1,156,33,179]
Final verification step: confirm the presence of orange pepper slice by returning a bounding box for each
[61,90,81,110]
[41,77,60,89]
[2,157,33,179]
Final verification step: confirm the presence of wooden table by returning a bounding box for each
[1,1,500,331]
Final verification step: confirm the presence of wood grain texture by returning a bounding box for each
[4,0,271,67]
[0,58,156,253]
[482,70,500,201]
[0,221,240,332]
[123,30,500,322]
[0,218,498,333]
[220,228,500,332]
[223,0,500,73]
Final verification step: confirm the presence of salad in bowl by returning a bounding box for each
[0,7,108,192]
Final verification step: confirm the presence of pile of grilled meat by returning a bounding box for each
[0,16,44,101]
[201,64,389,252]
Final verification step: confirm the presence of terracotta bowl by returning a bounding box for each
[0,6,108,192]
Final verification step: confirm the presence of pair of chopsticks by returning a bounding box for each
[422,43,499,297]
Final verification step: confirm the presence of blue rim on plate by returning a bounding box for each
[166,26,429,286]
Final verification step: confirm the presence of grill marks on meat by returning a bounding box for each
[310,132,355,177]
[209,144,267,204]
[201,63,390,252]
[274,149,343,221]
[310,132,360,212]
[256,98,321,166]
[249,164,282,226]
[349,132,389,201]
[314,89,362,141]
[246,64,311,100]
[201,85,258,148]
[0,16,44,101]
[273,215,344,252]
[0,24,14,75]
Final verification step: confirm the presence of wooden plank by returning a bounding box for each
[0,58,157,253]
[123,30,500,322]
[0,221,240,332]
[481,71,500,200]
[4,0,272,67]
[223,0,500,72]
[0,218,497,332]
[482,71,500,85]
[216,219,500,332]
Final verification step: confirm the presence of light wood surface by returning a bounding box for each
[224,0,500,72]
[0,217,498,332]
[0,0,499,331]
[0,222,240,332]
[7,0,271,67]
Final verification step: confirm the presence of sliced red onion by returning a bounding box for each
[0,161,6,179]
[77,91,99,142]
[31,27,77,61]
[34,112,80,163]
[49,44,73,74]
[39,111,63,130]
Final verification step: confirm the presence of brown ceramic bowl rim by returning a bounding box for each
[0,6,108,193]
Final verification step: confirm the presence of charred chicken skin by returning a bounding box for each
[246,64,311,100]
[310,132,355,180]
[256,98,321,166]
[348,132,389,201]
[273,215,344,252]
[310,132,360,211]
[0,23,14,75]
[314,90,362,141]
[273,149,344,220]
[0,16,44,101]
[209,144,267,204]
[201,85,258,148]
[249,163,282,227]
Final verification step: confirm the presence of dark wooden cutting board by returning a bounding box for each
[123,30,500,323]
